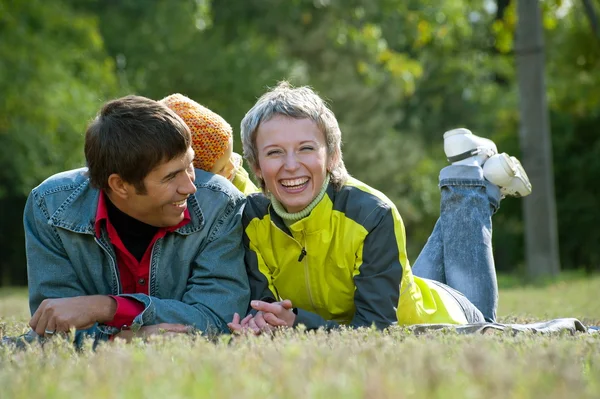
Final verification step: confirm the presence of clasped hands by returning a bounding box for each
[227,299,296,335]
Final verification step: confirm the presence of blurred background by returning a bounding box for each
[0,0,598,287]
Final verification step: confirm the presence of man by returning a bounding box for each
[24,95,249,341]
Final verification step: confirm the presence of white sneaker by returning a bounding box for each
[443,128,498,164]
[483,153,532,197]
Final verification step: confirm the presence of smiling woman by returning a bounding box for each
[228,81,532,334]
[254,115,329,213]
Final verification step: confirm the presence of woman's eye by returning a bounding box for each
[300,146,314,151]
[266,150,282,156]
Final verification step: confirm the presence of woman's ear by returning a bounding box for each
[107,173,130,199]
[252,164,262,181]
[327,150,340,172]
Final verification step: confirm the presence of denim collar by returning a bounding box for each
[48,177,205,236]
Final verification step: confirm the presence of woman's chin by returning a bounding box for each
[279,195,312,213]
[274,186,314,212]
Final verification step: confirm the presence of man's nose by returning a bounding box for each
[179,171,197,195]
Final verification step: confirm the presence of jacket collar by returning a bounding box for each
[267,182,336,235]
[48,178,205,236]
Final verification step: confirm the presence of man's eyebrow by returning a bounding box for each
[162,151,194,181]
[162,168,184,181]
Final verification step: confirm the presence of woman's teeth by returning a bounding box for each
[280,178,309,188]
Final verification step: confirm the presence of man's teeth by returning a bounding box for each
[173,199,187,206]
[281,178,309,187]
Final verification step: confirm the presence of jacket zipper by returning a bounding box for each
[298,248,307,261]
[300,231,316,312]
[270,221,316,310]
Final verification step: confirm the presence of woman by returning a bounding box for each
[228,82,531,333]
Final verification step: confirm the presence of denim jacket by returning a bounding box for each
[24,167,250,338]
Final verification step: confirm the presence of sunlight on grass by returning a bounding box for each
[498,274,600,325]
[0,329,598,399]
[0,288,28,322]
[1,275,599,399]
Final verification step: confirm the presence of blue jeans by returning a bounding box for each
[412,165,502,323]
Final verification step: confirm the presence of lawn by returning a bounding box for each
[1,275,599,399]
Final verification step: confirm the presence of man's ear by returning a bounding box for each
[107,174,130,199]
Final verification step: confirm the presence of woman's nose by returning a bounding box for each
[283,153,299,170]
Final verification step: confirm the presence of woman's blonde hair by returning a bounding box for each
[240,81,348,191]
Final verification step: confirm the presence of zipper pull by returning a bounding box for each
[298,247,307,262]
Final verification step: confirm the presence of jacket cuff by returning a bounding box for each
[104,296,145,329]
[117,293,155,330]
[293,308,340,331]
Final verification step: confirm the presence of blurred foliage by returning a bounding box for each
[0,0,118,285]
[0,0,118,197]
[0,0,598,285]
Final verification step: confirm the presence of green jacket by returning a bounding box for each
[231,166,260,196]
[243,176,468,330]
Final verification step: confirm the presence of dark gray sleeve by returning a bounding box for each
[293,308,341,330]
[349,206,402,329]
[243,230,278,314]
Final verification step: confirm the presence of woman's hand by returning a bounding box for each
[250,299,295,329]
[228,311,276,335]
[227,299,295,335]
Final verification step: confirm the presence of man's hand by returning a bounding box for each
[29,295,117,337]
[114,323,192,342]
[227,312,255,335]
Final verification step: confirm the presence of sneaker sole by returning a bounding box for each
[496,154,532,197]
[444,132,498,162]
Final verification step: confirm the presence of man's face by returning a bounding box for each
[123,147,196,227]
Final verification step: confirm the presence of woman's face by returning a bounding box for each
[254,115,329,213]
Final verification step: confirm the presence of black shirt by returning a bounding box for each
[105,195,158,262]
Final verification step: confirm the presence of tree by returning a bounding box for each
[0,0,119,284]
[515,0,561,279]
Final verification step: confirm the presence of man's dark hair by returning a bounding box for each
[85,95,191,193]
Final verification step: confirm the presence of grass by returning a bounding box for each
[1,274,599,399]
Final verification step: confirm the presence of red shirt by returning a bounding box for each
[94,192,190,329]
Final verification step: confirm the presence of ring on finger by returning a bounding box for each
[44,329,55,335]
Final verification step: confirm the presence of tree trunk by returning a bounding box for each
[515,0,561,280]
[581,0,600,41]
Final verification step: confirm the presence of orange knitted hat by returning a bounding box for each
[159,93,232,171]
